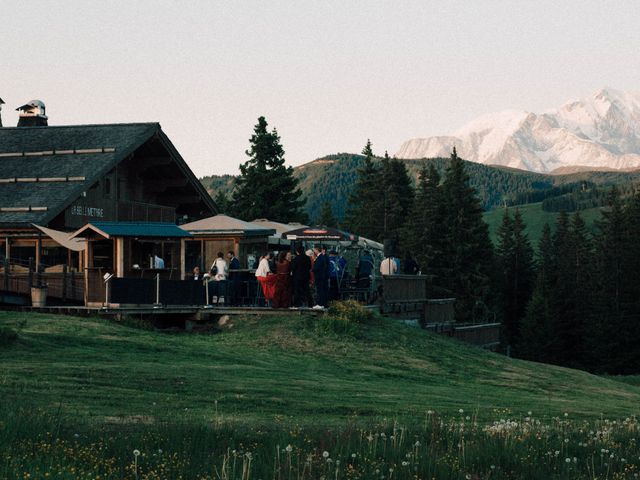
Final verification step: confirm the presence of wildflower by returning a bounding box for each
[465,475,471,480]
[285,445,293,453]
[490,465,496,470]
[367,434,373,442]
[402,461,409,466]
[465,415,470,420]
[158,449,163,454]
[427,410,434,415]
[414,441,421,447]
[351,453,356,458]
[528,411,532,415]
[459,409,464,414]
[564,412,569,417]
[322,451,329,458]
[565,458,571,463]
[564,438,569,443]
[335,460,340,466]
[133,449,140,457]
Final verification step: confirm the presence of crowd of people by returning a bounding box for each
[190,246,418,309]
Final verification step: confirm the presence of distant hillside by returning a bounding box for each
[200,155,640,223]
[483,202,604,247]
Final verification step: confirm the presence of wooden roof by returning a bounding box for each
[0,123,216,228]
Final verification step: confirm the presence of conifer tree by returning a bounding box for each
[403,163,444,276]
[317,201,337,228]
[344,140,381,240]
[440,147,494,322]
[518,223,556,361]
[496,209,534,349]
[214,191,229,214]
[231,116,306,223]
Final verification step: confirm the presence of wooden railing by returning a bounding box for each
[116,201,175,223]
[0,259,84,304]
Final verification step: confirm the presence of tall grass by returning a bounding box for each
[2,405,639,479]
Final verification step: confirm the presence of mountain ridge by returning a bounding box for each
[397,87,640,173]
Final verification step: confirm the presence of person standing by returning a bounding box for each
[380,255,398,276]
[272,251,292,308]
[255,252,275,306]
[356,250,374,287]
[211,252,228,304]
[291,244,311,307]
[227,250,241,305]
[312,245,329,308]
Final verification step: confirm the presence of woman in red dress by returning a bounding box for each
[272,251,292,308]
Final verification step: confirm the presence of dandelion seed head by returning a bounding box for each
[322,451,329,458]
[133,449,140,457]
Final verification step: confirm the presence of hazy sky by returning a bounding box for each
[2,1,639,176]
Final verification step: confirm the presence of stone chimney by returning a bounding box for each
[16,100,48,127]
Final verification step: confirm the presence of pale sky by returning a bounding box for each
[2,1,639,176]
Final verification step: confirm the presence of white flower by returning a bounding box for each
[351,453,356,458]
[402,461,409,466]
[565,457,571,463]
[427,410,434,415]
[335,460,340,466]
[465,416,470,420]
[564,438,569,443]
[158,449,163,454]
[459,409,464,414]
[285,445,292,453]
[564,412,569,417]
[414,441,421,447]
[490,465,496,470]
[367,434,373,442]
[133,449,140,457]
[322,451,329,458]
[527,411,532,416]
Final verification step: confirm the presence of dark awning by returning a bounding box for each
[69,221,192,240]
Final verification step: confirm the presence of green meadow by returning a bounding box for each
[1,310,639,478]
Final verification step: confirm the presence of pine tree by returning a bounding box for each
[440,147,494,322]
[496,209,534,349]
[231,116,306,223]
[344,140,381,240]
[403,163,444,276]
[378,152,414,243]
[519,223,557,361]
[214,191,229,214]
[317,201,337,228]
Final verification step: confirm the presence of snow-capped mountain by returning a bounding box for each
[396,88,640,173]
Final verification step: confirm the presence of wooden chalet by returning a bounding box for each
[0,121,217,306]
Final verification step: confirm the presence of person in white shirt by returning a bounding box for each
[255,254,271,278]
[380,256,398,276]
[211,252,228,281]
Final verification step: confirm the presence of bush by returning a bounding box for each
[314,301,373,337]
[327,300,373,324]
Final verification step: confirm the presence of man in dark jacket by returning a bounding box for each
[291,244,311,307]
[312,245,329,308]
[227,250,241,305]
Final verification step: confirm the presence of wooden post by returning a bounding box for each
[180,238,186,280]
[115,237,124,277]
[36,234,42,273]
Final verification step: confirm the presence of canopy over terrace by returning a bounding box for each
[180,214,276,272]
[70,221,191,305]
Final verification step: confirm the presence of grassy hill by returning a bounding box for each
[3,311,640,479]
[201,154,640,224]
[2,310,639,425]
[483,202,604,246]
